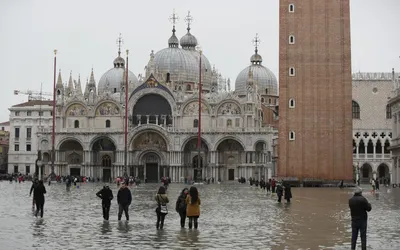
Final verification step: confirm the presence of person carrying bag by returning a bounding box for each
[155,186,169,229]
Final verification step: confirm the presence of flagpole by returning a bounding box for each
[124,49,129,178]
[51,49,57,179]
[197,49,202,182]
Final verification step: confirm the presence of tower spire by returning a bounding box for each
[169,9,179,33]
[116,33,123,57]
[168,9,180,48]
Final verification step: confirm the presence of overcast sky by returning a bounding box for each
[0,0,399,122]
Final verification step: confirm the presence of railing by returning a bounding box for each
[14,137,19,142]
[353,153,391,160]
[26,137,31,142]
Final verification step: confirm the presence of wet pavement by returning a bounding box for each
[0,181,399,250]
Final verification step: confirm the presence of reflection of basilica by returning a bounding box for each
[38,12,278,182]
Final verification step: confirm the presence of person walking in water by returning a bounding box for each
[284,182,292,203]
[29,179,39,210]
[155,186,169,229]
[96,185,114,221]
[276,181,283,203]
[186,186,201,229]
[33,180,47,218]
[117,182,132,221]
[176,188,188,228]
[349,187,372,250]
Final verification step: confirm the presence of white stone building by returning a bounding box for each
[388,71,400,185]
[352,71,399,184]
[8,15,278,182]
[7,101,53,174]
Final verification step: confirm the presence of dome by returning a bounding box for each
[113,56,125,67]
[180,30,198,50]
[98,67,139,94]
[250,53,262,64]
[153,47,199,84]
[235,64,278,95]
[168,34,179,47]
[186,50,212,90]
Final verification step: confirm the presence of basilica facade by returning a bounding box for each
[36,16,278,182]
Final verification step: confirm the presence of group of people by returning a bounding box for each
[95,183,201,229]
[244,177,292,203]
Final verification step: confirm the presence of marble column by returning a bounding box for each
[156,115,159,125]
[146,115,150,124]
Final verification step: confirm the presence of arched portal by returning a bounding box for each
[132,94,172,126]
[91,137,116,181]
[255,141,269,164]
[377,164,390,184]
[183,138,209,181]
[59,139,84,176]
[360,163,372,183]
[216,138,245,181]
[140,152,161,183]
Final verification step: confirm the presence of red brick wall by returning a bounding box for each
[278,0,353,180]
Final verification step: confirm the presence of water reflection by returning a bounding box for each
[0,181,399,249]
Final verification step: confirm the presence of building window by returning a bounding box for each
[25,166,30,174]
[57,89,61,95]
[14,144,19,151]
[265,88,268,94]
[289,35,295,44]
[1,127,4,131]
[269,98,272,104]
[113,88,117,93]
[26,144,31,151]
[227,119,232,128]
[26,128,32,138]
[74,120,79,128]
[193,119,199,128]
[27,111,32,116]
[14,165,18,173]
[186,84,191,91]
[261,98,264,103]
[102,155,112,167]
[50,111,53,116]
[386,104,392,119]
[39,111,43,116]
[15,111,20,116]
[289,67,296,76]
[15,127,20,138]
[289,98,295,108]
[289,131,295,141]
[166,73,171,82]
[106,120,111,128]
[352,101,360,119]
[289,4,295,12]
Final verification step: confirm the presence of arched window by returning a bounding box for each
[261,98,264,103]
[352,101,360,119]
[74,120,79,128]
[193,119,198,128]
[102,155,111,167]
[289,131,295,141]
[166,73,171,82]
[289,98,295,108]
[289,67,295,76]
[289,35,295,44]
[227,119,232,128]
[186,84,191,91]
[57,90,61,95]
[106,120,111,128]
[386,104,392,119]
[289,4,295,12]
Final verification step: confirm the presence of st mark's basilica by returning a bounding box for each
[37,12,278,182]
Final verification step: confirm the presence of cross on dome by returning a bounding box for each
[184,11,193,30]
[116,33,124,57]
[252,33,260,54]
[169,9,179,26]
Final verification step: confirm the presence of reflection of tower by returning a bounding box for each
[278,0,352,181]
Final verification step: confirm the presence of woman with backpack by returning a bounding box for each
[155,186,169,229]
[175,188,189,228]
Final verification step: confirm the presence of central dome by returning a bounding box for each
[98,55,139,94]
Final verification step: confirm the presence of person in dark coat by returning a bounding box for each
[29,179,39,209]
[117,182,132,221]
[96,185,114,220]
[33,180,47,218]
[276,181,283,203]
[374,179,379,191]
[175,188,189,228]
[284,182,292,203]
[349,187,372,250]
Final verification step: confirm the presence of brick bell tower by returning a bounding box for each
[278,0,353,182]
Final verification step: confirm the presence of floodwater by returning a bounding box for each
[0,181,399,250]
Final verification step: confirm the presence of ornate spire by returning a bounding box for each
[114,34,125,68]
[67,71,74,90]
[74,74,83,96]
[168,10,179,48]
[180,11,197,50]
[250,33,263,65]
[84,77,89,97]
[89,68,96,86]
[56,69,63,87]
